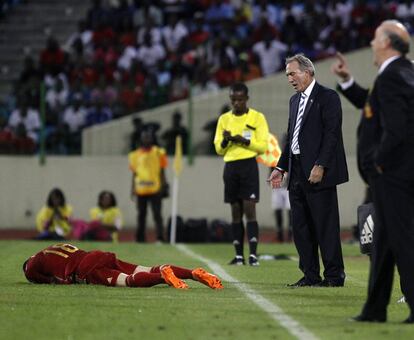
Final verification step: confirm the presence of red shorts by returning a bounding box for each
[76,251,137,286]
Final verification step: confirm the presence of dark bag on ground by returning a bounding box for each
[185,218,208,243]
[357,203,375,255]
[209,219,232,242]
[167,215,186,242]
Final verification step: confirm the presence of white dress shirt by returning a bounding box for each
[291,78,316,154]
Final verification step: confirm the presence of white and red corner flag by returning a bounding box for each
[170,136,183,244]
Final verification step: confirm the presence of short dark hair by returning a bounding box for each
[386,31,410,55]
[22,259,29,273]
[98,190,117,208]
[230,82,248,96]
[46,188,66,207]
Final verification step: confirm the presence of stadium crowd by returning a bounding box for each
[0,0,21,20]
[0,0,413,155]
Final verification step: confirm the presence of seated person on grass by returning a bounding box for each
[36,188,73,240]
[23,243,223,290]
[72,190,123,242]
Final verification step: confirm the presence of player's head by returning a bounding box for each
[229,82,249,114]
[98,190,117,208]
[47,188,66,208]
[22,259,29,273]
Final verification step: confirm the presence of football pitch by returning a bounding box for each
[1,240,413,340]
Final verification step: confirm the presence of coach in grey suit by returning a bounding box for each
[269,54,348,287]
[332,20,414,324]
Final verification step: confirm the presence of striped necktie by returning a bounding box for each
[291,92,306,154]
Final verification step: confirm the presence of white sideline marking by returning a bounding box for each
[177,244,319,340]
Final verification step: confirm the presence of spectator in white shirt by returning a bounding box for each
[8,103,41,143]
[136,33,166,73]
[117,45,137,71]
[253,33,287,76]
[133,0,163,27]
[192,65,219,96]
[326,0,352,29]
[137,17,162,45]
[252,0,278,28]
[45,77,69,111]
[63,96,87,134]
[64,20,93,56]
[396,0,414,23]
[162,14,188,53]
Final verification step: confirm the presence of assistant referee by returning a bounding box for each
[214,82,269,266]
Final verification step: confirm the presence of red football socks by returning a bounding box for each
[150,265,193,279]
[126,272,164,287]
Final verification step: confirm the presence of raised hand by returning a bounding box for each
[330,52,351,82]
[53,208,63,219]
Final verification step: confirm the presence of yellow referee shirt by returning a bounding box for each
[214,108,269,162]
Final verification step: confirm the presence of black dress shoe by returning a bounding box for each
[319,279,344,287]
[403,315,414,324]
[287,277,321,288]
[350,314,386,323]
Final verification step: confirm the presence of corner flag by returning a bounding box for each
[170,135,183,244]
[256,133,281,167]
[173,136,183,176]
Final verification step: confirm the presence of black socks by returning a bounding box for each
[232,221,259,257]
[247,221,258,256]
[231,222,244,256]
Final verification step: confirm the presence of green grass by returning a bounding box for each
[0,241,413,340]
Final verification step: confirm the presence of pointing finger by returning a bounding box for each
[336,52,345,65]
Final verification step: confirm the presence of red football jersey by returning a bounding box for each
[24,244,87,284]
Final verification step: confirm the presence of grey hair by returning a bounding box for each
[381,20,410,55]
[285,54,315,76]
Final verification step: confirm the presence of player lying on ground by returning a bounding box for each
[23,243,223,290]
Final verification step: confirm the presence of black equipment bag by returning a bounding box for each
[357,203,375,255]
[185,218,208,243]
[167,215,186,242]
[209,219,232,243]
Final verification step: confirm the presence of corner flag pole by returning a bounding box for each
[170,135,183,244]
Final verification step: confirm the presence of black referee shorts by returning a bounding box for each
[223,157,259,203]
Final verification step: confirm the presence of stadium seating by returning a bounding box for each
[1,0,413,155]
